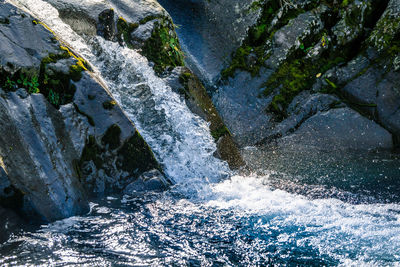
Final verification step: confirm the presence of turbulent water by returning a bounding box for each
[2,1,400,266]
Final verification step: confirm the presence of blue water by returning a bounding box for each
[1,149,400,266]
[3,1,400,266]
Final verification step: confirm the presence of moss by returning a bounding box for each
[221,1,322,79]
[80,135,104,169]
[116,131,160,173]
[369,11,400,51]
[142,19,184,74]
[139,15,160,25]
[101,124,121,150]
[263,54,347,120]
[41,51,70,65]
[102,100,117,110]
[210,126,231,140]
[69,64,84,82]
[117,17,139,46]
[0,17,10,24]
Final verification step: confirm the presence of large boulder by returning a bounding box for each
[0,3,160,221]
[280,108,393,151]
[190,0,400,150]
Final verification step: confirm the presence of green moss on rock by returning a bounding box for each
[116,131,160,173]
[117,17,139,46]
[142,19,184,74]
[80,135,104,169]
[101,124,121,150]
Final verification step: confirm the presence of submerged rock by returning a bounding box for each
[123,169,169,194]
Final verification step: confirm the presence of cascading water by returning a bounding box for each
[2,1,400,266]
[9,0,230,185]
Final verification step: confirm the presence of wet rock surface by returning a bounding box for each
[175,0,400,150]
[0,3,160,222]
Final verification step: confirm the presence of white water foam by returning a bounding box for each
[6,1,400,265]
[10,0,230,183]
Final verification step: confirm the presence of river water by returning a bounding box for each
[1,1,400,266]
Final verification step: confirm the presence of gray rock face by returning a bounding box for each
[0,3,59,73]
[267,11,324,69]
[0,92,89,221]
[260,92,344,143]
[213,68,273,146]
[281,108,393,151]
[70,73,160,195]
[0,206,24,244]
[341,68,380,106]
[198,0,400,150]
[376,71,400,140]
[0,3,161,222]
[44,0,167,41]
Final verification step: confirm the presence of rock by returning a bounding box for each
[213,68,273,146]
[260,92,344,143]
[0,92,89,222]
[266,11,324,69]
[0,3,161,221]
[123,169,169,194]
[332,0,375,47]
[368,0,400,51]
[280,108,393,151]
[170,67,245,169]
[44,0,168,42]
[341,68,380,107]
[43,0,112,36]
[0,3,59,74]
[129,19,156,48]
[376,71,400,140]
[0,206,24,244]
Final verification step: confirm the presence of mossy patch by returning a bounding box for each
[103,100,117,110]
[1,19,89,108]
[80,135,104,169]
[263,54,346,120]
[221,1,322,79]
[101,124,121,150]
[117,17,139,46]
[142,19,184,74]
[116,131,160,173]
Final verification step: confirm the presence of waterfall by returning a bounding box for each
[9,0,231,185]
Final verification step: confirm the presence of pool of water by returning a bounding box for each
[1,149,400,266]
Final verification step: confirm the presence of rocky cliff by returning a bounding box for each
[0,1,161,224]
[196,0,400,151]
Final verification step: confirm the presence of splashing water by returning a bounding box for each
[10,0,230,184]
[3,1,400,266]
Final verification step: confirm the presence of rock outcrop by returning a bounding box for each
[194,0,400,151]
[0,2,160,225]
[41,0,245,169]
